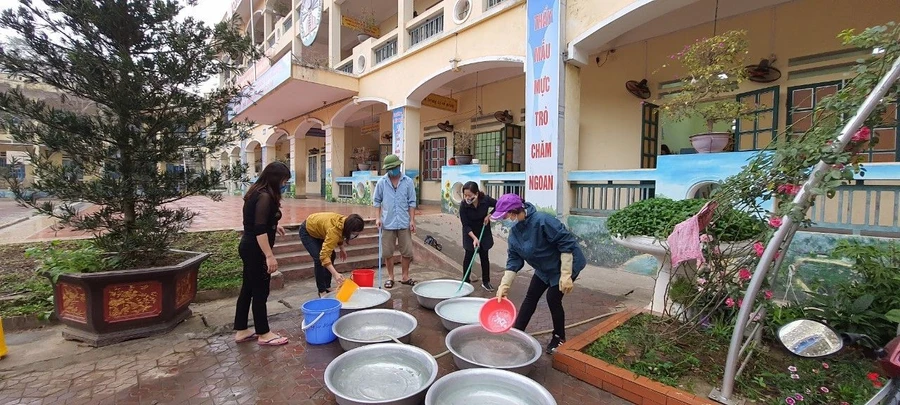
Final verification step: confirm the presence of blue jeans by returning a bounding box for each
[299,223,337,293]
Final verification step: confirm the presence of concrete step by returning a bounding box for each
[279,253,402,281]
[273,226,383,243]
[271,233,382,255]
[274,244,381,266]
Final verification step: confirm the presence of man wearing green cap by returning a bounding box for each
[373,154,417,288]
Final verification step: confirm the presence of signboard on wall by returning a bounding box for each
[228,53,292,119]
[392,108,405,163]
[341,16,380,37]
[421,93,458,112]
[525,0,565,216]
[298,0,323,46]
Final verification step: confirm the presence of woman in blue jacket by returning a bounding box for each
[492,193,586,354]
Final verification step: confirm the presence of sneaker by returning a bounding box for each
[481,282,495,292]
[546,334,566,354]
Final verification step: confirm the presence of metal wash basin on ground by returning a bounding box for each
[444,324,542,375]
[331,309,417,351]
[324,343,438,405]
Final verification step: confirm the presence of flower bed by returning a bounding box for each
[554,310,886,405]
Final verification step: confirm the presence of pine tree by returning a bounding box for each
[0,0,256,265]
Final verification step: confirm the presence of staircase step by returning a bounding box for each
[274,244,381,266]
[279,253,402,281]
[271,233,382,254]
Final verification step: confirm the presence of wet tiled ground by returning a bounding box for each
[6,196,441,242]
[0,272,633,405]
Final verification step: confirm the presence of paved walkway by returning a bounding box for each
[0,263,636,405]
[0,197,442,244]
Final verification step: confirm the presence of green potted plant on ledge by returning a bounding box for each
[0,1,255,346]
[452,131,476,164]
[657,30,757,153]
[351,146,376,171]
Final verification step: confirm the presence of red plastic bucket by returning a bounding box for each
[351,269,375,287]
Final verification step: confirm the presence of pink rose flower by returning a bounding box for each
[777,184,800,196]
[725,297,735,308]
[765,290,774,300]
[753,241,765,257]
[768,217,783,228]
[851,126,871,142]
[738,268,752,281]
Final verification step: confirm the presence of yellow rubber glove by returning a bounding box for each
[496,270,517,302]
[559,253,574,294]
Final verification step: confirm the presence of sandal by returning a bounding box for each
[235,333,257,343]
[400,278,417,286]
[258,336,289,346]
[384,280,394,289]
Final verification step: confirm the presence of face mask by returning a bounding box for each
[389,168,401,177]
[280,184,289,194]
[464,197,474,204]
[501,218,518,228]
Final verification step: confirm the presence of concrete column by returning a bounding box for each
[328,1,342,67]
[562,63,581,218]
[290,136,308,199]
[324,125,346,201]
[265,9,275,40]
[246,149,257,178]
[261,145,276,168]
[392,105,421,203]
[397,0,414,52]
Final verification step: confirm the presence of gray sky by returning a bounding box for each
[0,0,232,92]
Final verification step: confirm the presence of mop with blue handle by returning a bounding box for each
[377,223,383,290]
[457,224,486,293]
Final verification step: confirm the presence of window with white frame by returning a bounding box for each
[308,155,317,182]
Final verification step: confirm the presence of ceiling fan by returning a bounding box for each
[744,58,782,83]
[493,110,514,124]
[437,121,454,132]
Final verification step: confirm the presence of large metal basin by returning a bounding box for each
[325,287,391,315]
[445,324,542,375]
[332,309,417,351]
[412,279,474,309]
[434,297,487,331]
[324,343,438,405]
[425,368,557,405]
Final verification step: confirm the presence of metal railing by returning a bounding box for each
[570,181,656,216]
[281,16,292,34]
[410,14,443,47]
[807,180,900,236]
[483,180,525,199]
[374,39,398,64]
[487,0,505,9]
[336,181,353,199]
[337,62,353,73]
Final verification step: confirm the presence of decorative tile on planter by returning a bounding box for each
[553,308,716,405]
[103,281,163,323]
[58,282,87,323]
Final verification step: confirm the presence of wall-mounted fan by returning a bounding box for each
[625,79,651,99]
[744,59,782,83]
[437,121,454,132]
[493,110,514,124]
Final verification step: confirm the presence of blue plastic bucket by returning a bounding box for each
[301,298,342,345]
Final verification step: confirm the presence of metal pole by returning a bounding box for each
[715,55,900,403]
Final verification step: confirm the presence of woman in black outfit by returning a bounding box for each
[234,162,290,346]
[459,182,497,292]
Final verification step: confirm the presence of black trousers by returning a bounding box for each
[299,223,337,293]
[513,274,569,340]
[462,248,491,283]
[234,238,272,335]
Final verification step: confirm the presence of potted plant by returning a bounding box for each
[606,197,764,313]
[0,2,254,346]
[351,8,379,42]
[657,30,757,153]
[453,131,476,164]
[351,146,376,171]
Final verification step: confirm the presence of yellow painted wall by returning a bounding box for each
[577,0,900,170]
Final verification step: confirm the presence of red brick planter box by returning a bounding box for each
[552,308,716,405]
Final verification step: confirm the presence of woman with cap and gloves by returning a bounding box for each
[491,193,586,354]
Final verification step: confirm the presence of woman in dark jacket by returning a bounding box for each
[233,162,291,346]
[459,182,497,292]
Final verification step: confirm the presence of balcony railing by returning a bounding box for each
[281,15,293,34]
[409,14,443,47]
[374,39,398,64]
[337,61,353,73]
[807,180,900,236]
[487,0,506,9]
[570,180,656,217]
[484,180,524,199]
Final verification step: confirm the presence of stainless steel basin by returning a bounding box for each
[445,324,542,375]
[412,279,474,309]
[425,368,557,405]
[324,343,438,405]
[332,309,417,351]
[434,297,487,331]
[325,287,391,315]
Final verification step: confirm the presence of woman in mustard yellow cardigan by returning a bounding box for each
[299,213,366,297]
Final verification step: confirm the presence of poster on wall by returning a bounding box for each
[525,0,565,216]
[392,108,405,163]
